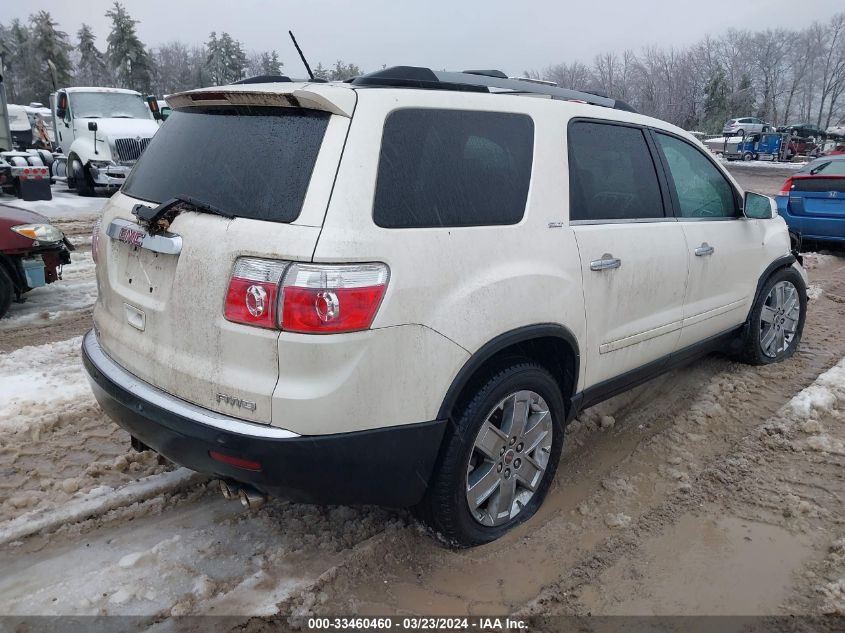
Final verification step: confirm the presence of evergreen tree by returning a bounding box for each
[105,1,153,92]
[2,19,34,103]
[730,74,755,117]
[327,60,361,81]
[76,23,108,86]
[703,67,729,132]
[28,11,73,104]
[259,50,282,75]
[205,31,246,84]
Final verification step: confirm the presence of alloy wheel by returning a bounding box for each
[465,390,553,527]
[760,280,800,358]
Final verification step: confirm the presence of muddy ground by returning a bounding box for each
[0,168,843,625]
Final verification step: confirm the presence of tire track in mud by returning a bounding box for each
[263,255,845,619]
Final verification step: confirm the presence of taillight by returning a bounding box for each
[224,259,390,334]
[224,258,288,329]
[777,177,794,197]
[281,263,389,334]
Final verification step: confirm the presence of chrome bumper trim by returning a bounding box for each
[82,329,300,439]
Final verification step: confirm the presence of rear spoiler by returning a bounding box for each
[166,86,356,118]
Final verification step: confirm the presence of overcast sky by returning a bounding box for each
[4,0,845,75]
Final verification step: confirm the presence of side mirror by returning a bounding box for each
[88,121,98,132]
[146,95,162,120]
[56,93,68,120]
[744,192,775,220]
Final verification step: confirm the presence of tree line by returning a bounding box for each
[531,12,845,133]
[1,3,843,134]
[0,2,362,106]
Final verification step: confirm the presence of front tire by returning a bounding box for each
[737,266,807,365]
[69,155,95,197]
[417,362,565,547]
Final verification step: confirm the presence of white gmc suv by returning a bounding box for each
[83,67,808,546]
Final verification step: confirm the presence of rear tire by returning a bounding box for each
[0,266,13,320]
[737,266,806,366]
[416,361,565,547]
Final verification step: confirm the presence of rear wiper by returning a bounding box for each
[132,195,235,233]
[173,194,236,219]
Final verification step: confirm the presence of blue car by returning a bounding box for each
[777,155,845,245]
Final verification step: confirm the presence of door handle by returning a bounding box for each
[590,254,622,271]
[694,243,715,257]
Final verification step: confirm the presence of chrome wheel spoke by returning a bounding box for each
[783,316,798,333]
[467,462,501,510]
[502,393,530,440]
[520,411,550,454]
[783,289,798,315]
[515,454,542,491]
[489,473,516,521]
[776,326,785,353]
[474,420,508,461]
[761,325,777,354]
[760,305,777,324]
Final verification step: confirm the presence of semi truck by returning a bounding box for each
[51,87,160,196]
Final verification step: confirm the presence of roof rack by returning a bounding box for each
[350,66,636,113]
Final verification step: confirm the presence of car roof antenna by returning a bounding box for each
[288,31,315,81]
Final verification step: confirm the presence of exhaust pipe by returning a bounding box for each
[218,479,240,500]
[238,487,268,510]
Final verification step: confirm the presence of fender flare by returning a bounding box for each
[436,323,581,422]
[750,254,798,310]
[67,137,103,166]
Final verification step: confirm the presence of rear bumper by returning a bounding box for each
[778,198,845,242]
[81,329,446,506]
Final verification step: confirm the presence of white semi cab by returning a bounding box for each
[52,87,159,196]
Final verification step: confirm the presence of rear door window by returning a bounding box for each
[373,109,534,228]
[567,120,666,222]
[122,107,330,223]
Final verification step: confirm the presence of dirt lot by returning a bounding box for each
[0,169,843,625]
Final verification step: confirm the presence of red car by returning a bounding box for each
[0,204,73,318]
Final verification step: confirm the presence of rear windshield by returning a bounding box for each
[123,107,330,223]
[797,160,845,177]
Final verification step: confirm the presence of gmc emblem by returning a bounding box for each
[117,226,145,247]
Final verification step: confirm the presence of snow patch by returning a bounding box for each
[788,358,845,419]
[1,187,108,219]
[0,468,201,546]
[0,336,92,433]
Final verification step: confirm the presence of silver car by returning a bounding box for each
[723,117,772,136]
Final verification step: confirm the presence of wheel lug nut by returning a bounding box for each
[504,468,511,478]
[500,447,505,456]
[510,437,516,446]
[516,443,524,452]
[514,458,521,469]
[497,463,503,473]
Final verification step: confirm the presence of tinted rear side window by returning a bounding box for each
[568,121,665,222]
[373,109,534,228]
[123,107,330,223]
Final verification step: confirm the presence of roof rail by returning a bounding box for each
[351,66,488,93]
[230,75,329,85]
[350,66,636,112]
